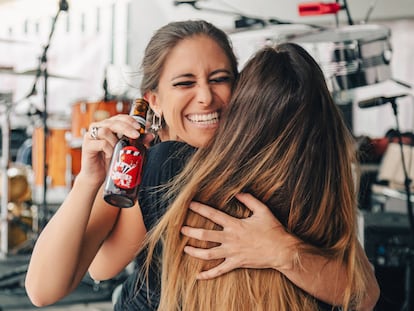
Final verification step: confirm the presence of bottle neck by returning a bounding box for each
[132,115,146,128]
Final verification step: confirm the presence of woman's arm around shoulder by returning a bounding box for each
[180,193,380,310]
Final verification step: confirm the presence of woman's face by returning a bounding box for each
[150,35,234,148]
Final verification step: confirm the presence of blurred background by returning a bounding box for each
[0,0,414,310]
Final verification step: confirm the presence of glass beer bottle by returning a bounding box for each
[103,98,149,207]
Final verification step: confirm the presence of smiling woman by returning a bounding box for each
[145,34,235,148]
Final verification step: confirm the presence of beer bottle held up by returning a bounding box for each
[103,98,149,208]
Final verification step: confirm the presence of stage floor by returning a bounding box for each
[0,254,122,311]
[11,301,113,311]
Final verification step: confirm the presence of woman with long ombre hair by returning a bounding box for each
[145,43,372,311]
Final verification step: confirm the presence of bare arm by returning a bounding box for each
[25,114,147,307]
[25,176,119,306]
[180,193,380,310]
[276,236,379,310]
[89,198,147,281]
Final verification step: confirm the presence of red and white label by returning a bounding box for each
[110,146,143,189]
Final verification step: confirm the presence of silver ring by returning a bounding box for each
[90,126,99,140]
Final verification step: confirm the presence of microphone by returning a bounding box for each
[173,0,197,6]
[59,0,69,11]
[298,2,342,16]
[358,94,408,109]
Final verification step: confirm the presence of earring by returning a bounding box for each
[150,112,163,132]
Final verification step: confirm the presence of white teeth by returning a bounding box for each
[187,112,219,124]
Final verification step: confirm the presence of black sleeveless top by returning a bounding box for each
[114,141,195,311]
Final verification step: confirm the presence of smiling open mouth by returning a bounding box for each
[187,112,219,124]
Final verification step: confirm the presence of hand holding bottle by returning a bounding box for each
[79,114,143,188]
[103,98,150,208]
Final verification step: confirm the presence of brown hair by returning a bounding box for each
[140,19,238,95]
[146,43,368,310]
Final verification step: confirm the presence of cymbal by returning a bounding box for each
[0,66,81,80]
[0,37,34,45]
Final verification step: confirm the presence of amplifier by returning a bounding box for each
[360,211,413,310]
[362,211,412,267]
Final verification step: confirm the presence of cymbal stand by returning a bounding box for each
[26,0,68,231]
[0,100,11,259]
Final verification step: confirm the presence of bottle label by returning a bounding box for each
[110,146,143,189]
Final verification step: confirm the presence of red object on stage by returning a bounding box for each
[298,2,342,16]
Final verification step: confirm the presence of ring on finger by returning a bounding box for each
[90,126,99,140]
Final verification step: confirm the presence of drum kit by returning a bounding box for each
[0,0,134,258]
[0,67,134,257]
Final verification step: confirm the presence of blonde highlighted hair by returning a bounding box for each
[144,43,369,310]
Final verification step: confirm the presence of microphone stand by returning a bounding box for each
[388,97,414,311]
[27,0,68,232]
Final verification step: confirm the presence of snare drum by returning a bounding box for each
[293,24,392,91]
[71,98,132,139]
